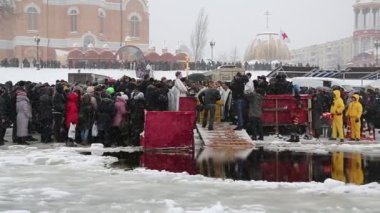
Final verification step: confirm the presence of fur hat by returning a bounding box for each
[86,86,95,94]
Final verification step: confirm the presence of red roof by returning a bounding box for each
[145,52,161,62]
[67,49,84,60]
[99,50,115,60]
[160,53,175,62]
[175,53,188,62]
[84,50,99,60]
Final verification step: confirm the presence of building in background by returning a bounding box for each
[291,37,353,70]
[292,0,380,69]
[0,0,149,64]
[352,0,380,66]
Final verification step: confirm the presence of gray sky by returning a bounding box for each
[149,0,354,61]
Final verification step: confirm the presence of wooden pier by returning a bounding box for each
[196,123,254,148]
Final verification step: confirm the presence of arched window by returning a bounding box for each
[98,9,106,34]
[27,7,38,31]
[83,35,95,50]
[68,8,79,32]
[130,15,140,37]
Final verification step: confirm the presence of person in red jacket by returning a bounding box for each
[65,87,81,144]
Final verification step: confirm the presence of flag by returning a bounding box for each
[280,30,290,43]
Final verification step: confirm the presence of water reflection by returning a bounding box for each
[99,148,380,185]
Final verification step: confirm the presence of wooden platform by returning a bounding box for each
[196,123,254,148]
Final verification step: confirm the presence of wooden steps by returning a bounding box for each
[196,123,254,148]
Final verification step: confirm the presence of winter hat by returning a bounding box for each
[86,86,95,94]
[119,92,129,101]
[73,86,83,93]
[16,91,27,96]
[106,87,115,95]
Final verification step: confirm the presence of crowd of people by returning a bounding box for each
[0,70,379,147]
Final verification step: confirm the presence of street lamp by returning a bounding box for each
[210,41,215,63]
[374,40,380,66]
[34,35,41,70]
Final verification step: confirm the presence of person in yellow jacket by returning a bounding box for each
[330,90,345,142]
[346,94,363,141]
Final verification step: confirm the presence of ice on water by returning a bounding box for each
[0,144,380,213]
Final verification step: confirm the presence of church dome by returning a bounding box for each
[244,32,291,62]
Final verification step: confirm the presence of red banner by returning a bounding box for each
[141,111,195,149]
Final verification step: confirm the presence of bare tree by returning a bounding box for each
[0,0,15,20]
[190,8,208,63]
[217,53,228,63]
[230,46,239,63]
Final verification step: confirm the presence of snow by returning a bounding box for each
[0,68,208,84]
[1,144,380,212]
[0,68,380,212]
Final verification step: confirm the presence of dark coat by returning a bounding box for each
[231,76,247,100]
[198,88,221,105]
[53,85,66,114]
[312,94,324,130]
[78,95,95,130]
[245,92,263,118]
[39,93,53,121]
[97,98,115,131]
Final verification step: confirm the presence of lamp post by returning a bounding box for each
[34,35,40,70]
[210,41,215,62]
[374,40,380,66]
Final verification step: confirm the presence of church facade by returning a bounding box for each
[0,0,149,63]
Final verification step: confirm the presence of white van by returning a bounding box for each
[291,77,355,91]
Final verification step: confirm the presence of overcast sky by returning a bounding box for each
[149,0,354,61]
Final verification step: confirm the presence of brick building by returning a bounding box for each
[0,0,149,64]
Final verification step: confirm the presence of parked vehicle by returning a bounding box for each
[203,65,245,82]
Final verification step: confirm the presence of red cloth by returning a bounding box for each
[141,111,195,149]
[65,92,79,128]
[179,97,198,112]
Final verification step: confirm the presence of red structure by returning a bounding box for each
[262,95,312,128]
[67,48,116,68]
[140,98,197,150]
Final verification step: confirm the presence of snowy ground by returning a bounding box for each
[1,131,380,212]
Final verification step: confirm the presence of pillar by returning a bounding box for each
[373,9,377,29]
[355,9,359,30]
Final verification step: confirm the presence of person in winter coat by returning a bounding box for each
[0,85,11,145]
[112,94,127,146]
[97,94,115,147]
[11,84,26,142]
[38,87,53,143]
[312,91,325,139]
[330,90,345,142]
[65,89,80,129]
[346,94,363,141]
[129,87,145,145]
[16,91,32,145]
[198,82,221,131]
[230,73,248,130]
[172,72,188,111]
[78,94,95,145]
[53,83,66,142]
[245,87,264,141]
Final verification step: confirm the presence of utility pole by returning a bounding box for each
[120,0,123,47]
[34,35,41,70]
[375,40,380,66]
